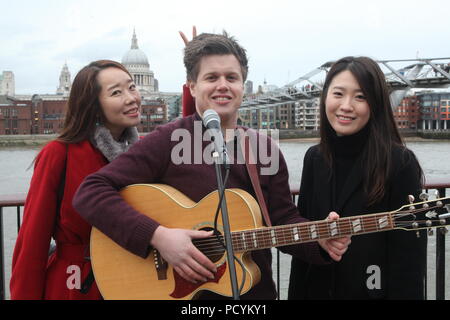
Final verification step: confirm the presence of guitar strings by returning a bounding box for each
[190,204,445,256]
[193,213,431,250]
[194,216,442,255]
[194,204,441,249]
[192,197,446,256]
[193,220,435,257]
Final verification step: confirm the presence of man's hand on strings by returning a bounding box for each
[150,225,217,284]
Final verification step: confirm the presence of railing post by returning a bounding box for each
[436,228,446,300]
[436,187,447,300]
[277,249,280,300]
[17,206,21,232]
[0,207,5,300]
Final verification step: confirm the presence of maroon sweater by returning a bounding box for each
[73,113,329,299]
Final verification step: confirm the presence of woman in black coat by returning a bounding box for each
[288,56,427,300]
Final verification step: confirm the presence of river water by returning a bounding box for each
[1,139,449,299]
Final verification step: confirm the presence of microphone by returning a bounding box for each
[202,109,229,164]
[202,110,238,298]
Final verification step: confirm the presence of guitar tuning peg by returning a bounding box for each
[445,204,450,213]
[419,193,429,201]
[422,203,429,209]
[408,195,416,210]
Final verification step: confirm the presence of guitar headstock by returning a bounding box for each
[393,193,450,234]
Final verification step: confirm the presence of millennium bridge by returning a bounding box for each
[240,57,450,130]
[243,57,450,106]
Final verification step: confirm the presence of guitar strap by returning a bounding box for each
[238,128,272,227]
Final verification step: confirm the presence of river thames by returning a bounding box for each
[1,139,449,299]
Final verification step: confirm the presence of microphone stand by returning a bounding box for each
[212,146,240,300]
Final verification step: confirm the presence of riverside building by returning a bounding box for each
[0,30,176,135]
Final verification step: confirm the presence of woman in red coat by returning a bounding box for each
[10,60,142,299]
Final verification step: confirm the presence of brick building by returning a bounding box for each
[416,91,450,130]
[393,95,420,129]
[30,95,67,134]
[0,94,167,135]
[0,95,32,135]
[138,98,167,133]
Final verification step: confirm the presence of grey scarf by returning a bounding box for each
[90,125,139,162]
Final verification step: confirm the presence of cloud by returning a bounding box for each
[1,0,449,94]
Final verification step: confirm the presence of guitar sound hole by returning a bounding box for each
[192,227,225,263]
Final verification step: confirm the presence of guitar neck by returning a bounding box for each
[231,212,394,252]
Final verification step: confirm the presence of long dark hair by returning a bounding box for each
[58,60,133,143]
[319,56,411,205]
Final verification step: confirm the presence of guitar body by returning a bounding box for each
[90,184,264,300]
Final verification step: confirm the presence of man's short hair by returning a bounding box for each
[183,31,249,82]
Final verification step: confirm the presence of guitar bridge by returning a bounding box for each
[153,249,168,280]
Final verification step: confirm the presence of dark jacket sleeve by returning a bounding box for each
[268,145,330,265]
[296,146,316,219]
[73,126,171,258]
[386,147,427,299]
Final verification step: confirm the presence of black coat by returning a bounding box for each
[288,144,427,300]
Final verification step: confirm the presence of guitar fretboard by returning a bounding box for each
[231,213,394,252]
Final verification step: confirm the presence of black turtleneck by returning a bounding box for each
[329,125,369,206]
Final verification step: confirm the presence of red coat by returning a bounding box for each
[10,140,107,299]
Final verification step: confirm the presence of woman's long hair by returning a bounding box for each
[319,56,409,206]
[57,60,133,143]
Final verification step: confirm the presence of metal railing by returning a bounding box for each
[1,177,449,300]
[0,193,25,301]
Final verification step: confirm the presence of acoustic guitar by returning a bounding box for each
[90,184,450,300]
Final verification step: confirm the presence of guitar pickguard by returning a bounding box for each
[170,263,227,299]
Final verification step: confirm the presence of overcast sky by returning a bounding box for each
[1,0,449,95]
